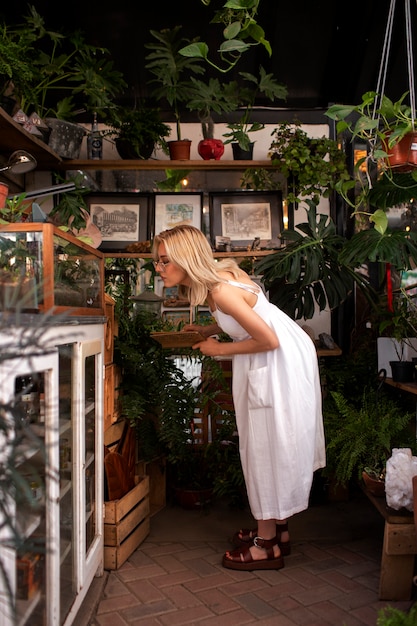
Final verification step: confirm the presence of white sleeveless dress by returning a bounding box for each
[211,279,326,521]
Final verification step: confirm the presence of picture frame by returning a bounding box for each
[153,193,202,237]
[209,191,283,249]
[88,193,151,251]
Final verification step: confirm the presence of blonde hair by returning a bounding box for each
[153,225,243,305]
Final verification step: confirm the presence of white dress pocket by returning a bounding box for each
[248,366,272,409]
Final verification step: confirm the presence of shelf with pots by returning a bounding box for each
[56,159,276,171]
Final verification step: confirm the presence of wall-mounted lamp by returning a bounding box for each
[0,150,37,175]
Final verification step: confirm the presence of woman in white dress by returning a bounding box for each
[152,225,325,571]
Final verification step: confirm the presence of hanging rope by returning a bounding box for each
[373,0,416,128]
[405,0,416,125]
[373,0,396,121]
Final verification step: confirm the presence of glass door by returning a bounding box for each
[72,339,103,598]
[0,350,59,626]
[57,344,75,624]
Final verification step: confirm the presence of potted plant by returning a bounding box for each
[0,21,35,116]
[374,286,417,382]
[185,76,239,160]
[111,300,241,509]
[106,102,171,160]
[144,26,206,160]
[325,92,417,213]
[2,6,126,158]
[323,381,415,490]
[267,121,351,203]
[222,66,287,158]
[376,604,417,625]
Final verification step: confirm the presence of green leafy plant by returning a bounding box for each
[376,604,417,625]
[0,193,31,224]
[222,66,287,151]
[239,167,282,191]
[3,5,126,120]
[255,202,373,320]
[107,102,171,158]
[145,26,206,141]
[268,121,351,203]
[0,22,35,102]
[375,287,417,361]
[324,385,414,486]
[155,169,191,192]
[326,92,417,215]
[48,173,91,231]
[179,0,271,74]
[186,77,238,139]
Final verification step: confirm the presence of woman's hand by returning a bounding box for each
[192,336,222,356]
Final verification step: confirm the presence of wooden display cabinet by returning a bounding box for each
[0,223,105,316]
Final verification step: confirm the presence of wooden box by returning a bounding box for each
[104,475,150,570]
[136,457,166,516]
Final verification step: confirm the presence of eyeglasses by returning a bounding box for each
[153,258,170,271]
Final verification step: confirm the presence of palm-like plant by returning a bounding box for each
[255,202,372,320]
[145,26,206,141]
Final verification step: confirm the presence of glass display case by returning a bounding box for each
[0,319,104,626]
[0,223,105,316]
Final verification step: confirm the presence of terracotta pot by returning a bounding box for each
[168,140,191,160]
[198,139,224,160]
[384,131,417,172]
[0,182,8,209]
[362,471,385,497]
[173,486,213,510]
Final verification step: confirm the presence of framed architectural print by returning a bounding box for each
[209,191,283,249]
[153,193,202,237]
[88,193,151,251]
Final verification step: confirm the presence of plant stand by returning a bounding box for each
[363,487,417,600]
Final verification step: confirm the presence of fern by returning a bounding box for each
[324,387,414,486]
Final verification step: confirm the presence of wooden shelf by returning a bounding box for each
[56,159,276,171]
[0,108,62,170]
[102,250,276,259]
[384,377,417,396]
[316,344,342,357]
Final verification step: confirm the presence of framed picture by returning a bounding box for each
[88,193,151,251]
[209,191,283,249]
[153,193,202,237]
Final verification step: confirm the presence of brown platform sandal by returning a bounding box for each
[222,536,285,571]
[232,522,291,556]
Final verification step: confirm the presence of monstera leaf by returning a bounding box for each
[255,201,371,320]
[255,201,365,319]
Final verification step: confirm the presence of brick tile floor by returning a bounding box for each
[78,488,417,625]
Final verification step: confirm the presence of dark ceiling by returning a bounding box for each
[2,0,417,115]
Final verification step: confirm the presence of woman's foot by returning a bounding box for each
[223,536,285,571]
[232,522,291,555]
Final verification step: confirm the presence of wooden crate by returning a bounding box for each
[104,475,150,570]
[136,457,166,516]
